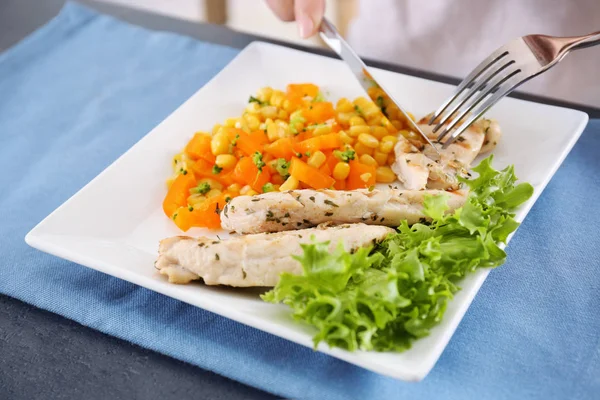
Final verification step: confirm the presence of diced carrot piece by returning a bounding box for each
[263,153,274,163]
[253,169,271,193]
[163,172,197,218]
[172,206,195,231]
[347,160,376,190]
[232,157,256,185]
[333,179,346,190]
[173,194,229,231]
[264,137,296,159]
[296,133,342,154]
[287,83,320,99]
[303,102,335,124]
[249,130,270,147]
[271,174,284,185]
[230,130,263,156]
[326,151,340,172]
[232,156,271,192]
[289,157,335,190]
[319,163,331,176]
[190,158,213,177]
[185,133,215,163]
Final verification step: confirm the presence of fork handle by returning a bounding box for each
[564,31,600,51]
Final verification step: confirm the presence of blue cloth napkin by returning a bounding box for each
[1,3,599,399]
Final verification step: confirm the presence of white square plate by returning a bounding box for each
[25,42,588,381]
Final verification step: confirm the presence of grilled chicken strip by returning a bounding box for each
[220,188,467,234]
[155,223,394,287]
[393,117,498,190]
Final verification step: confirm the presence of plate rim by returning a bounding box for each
[24,40,590,381]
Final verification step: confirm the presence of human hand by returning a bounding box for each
[265,0,326,38]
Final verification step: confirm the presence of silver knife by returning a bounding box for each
[318,18,439,153]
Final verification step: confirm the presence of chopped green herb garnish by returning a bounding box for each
[262,182,275,193]
[333,149,356,162]
[190,182,211,195]
[313,92,326,102]
[275,158,290,179]
[324,199,339,207]
[252,152,266,172]
[212,165,223,174]
[231,134,240,146]
[289,110,306,135]
[248,95,266,106]
[354,105,364,117]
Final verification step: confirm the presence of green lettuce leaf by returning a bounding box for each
[262,156,534,352]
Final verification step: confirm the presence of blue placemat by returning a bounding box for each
[1,3,599,399]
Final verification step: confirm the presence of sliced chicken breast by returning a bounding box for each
[221,188,467,234]
[480,119,502,154]
[155,223,394,287]
[393,116,494,190]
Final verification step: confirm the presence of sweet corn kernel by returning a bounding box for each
[227,183,242,193]
[224,118,238,128]
[278,109,289,120]
[354,142,373,156]
[367,114,382,127]
[379,139,396,154]
[187,194,206,207]
[270,90,285,108]
[198,178,223,191]
[211,133,230,156]
[256,86,273,103]
[386,106,400,121]
[215,154,237,170]
[333,162,351,180]
[245,114,261,131]
[360,173,372,183]
[240,185,252,195]
[348,125,371,137]
[245,102,261,114]
[260,106,278,119]
[349,116,366,126]
[235,118,250,133]
[381,117,397,133]
[279,176,300,191]
[376,166,396,183]
[211,124,222,136]
[358,133,379,149]
[337,130,353,145]
[359,154,377,167]
[391,120,403,130]
[336,98,354,113]
[206,188,222,198]
[275,120,290,138]
[266,121,279,142]
[407,112,416,121]
[336,112,354,125]
[246,189,259,196]
[312,125,332,136]
[373,151,388,166]
[307,151,326,168]
[370,126,388,139]
[282,99,295,112]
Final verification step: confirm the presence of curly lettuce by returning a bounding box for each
[262,156,534,352]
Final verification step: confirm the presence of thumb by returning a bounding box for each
[294,0,326,38]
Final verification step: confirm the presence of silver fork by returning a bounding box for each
[429,31,600,149]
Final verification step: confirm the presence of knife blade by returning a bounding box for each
[318,18,440,154]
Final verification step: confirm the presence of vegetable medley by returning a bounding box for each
[163,83,420,231]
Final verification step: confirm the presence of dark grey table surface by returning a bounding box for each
[1,1,599,400]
